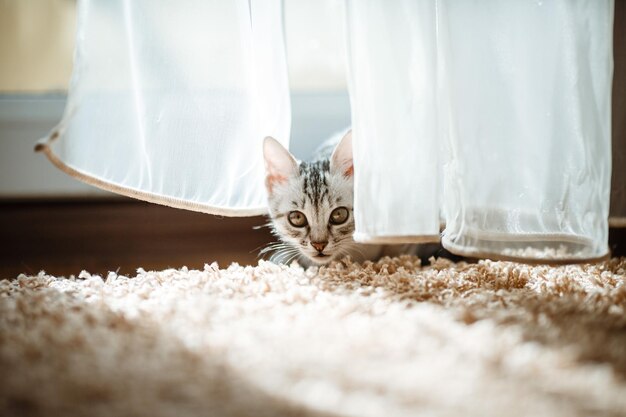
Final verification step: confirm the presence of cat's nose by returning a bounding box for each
[311,241,328,253]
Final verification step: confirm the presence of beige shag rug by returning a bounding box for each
[1,257,626,417]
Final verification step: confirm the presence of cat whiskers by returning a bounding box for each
[255,240,297,265]
[281,251,302,266]
[337,241,367,262]
[252,221,274,231]
[268,245,301,265]
[257,241,291,257]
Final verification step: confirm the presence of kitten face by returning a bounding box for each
[263,132,357,265]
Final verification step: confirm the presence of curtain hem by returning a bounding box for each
[353,233,441,244]
[34,134,268,217]
[441,238,610,265]
[447,227,597,245]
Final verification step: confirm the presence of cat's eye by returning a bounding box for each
[329,207,349,225]
[288,211,308,227]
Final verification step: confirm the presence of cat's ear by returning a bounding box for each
[330,130,353,178]
[263,136,298,193]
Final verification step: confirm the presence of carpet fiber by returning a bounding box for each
[1,257,626,417]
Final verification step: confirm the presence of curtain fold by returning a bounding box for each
[346,0,614,262]
[36,0,290,215]
[437,0,613,262]
[344,0,441,244]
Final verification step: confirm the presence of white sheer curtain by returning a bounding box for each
[39,0,614,262]
[346,0,613,262]
[37,0,290,215]
[437,0,613,261]
[344,0,441,244]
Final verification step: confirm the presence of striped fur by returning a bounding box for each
[263,130,383,266]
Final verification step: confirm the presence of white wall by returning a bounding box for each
[0,95,104,197]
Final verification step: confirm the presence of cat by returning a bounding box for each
[262,129,442,267]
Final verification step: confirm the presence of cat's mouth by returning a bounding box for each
[309,252,333,264]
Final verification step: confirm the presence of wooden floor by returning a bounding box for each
[1,199,624,279]
[0,198,274,279]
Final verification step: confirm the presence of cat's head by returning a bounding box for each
[263,131,355,265]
